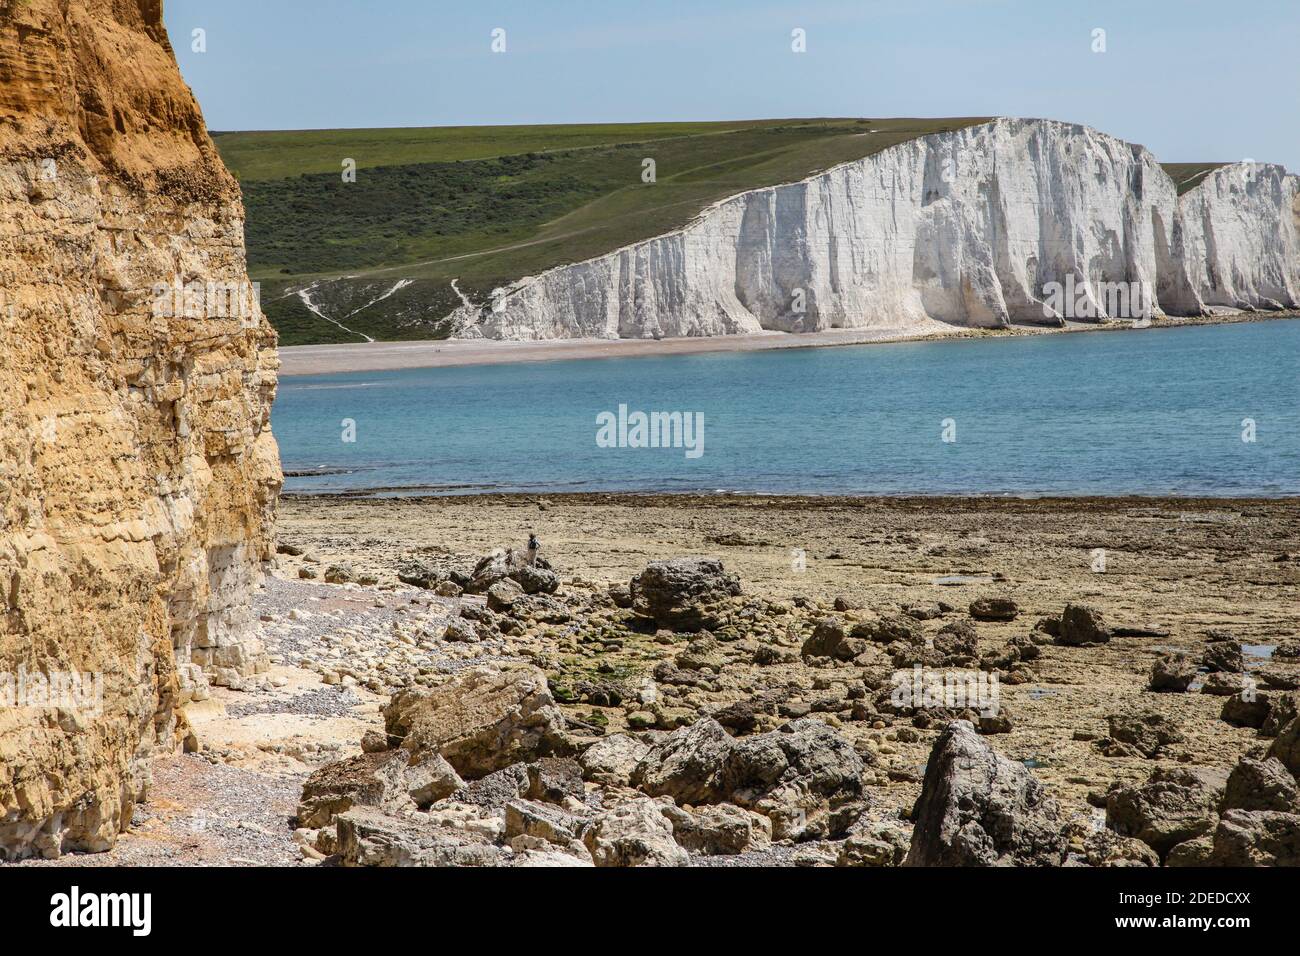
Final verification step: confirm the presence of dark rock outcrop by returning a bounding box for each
[1268,717,1300,777]
[1203,810,1300,866]
[1058,603,1110,646]
[1149,652,1197,692]
[1221,691,1272,729]
[1103,711,1183,758]
[1221,757,1300,814]
[905,721,1066,866]
[629,558,741,631]
[1105,767,1224,857]
[969,596,1019,621]
[1203,641,1244,674]
[801,617,865,661]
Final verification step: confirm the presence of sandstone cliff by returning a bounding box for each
[0,0,280,858]
[468,119,1300,339]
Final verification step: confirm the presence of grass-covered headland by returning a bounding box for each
[218,118,986,344]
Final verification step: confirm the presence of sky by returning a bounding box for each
[164,0,1300,171]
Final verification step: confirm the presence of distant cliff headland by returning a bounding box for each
[221,118,1300,346]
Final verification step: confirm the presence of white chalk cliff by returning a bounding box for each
[464,118,1300,340]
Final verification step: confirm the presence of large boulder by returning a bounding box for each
[1164,834,1215,867]
[582,798,689,867]
[323,564,355,585]
[1149,653,1197,692]
[630,719,735,804]
[1200,672,1248,696]
[512,563,559,595]
[850,614,924,646]
[836,822,912,867]
[467,550,513,593]
[1203,641,1244,673]
[801,617,865,661]
[1262,692,1298,738]
[1105,767,1224,857]
[1203,810,1300,866]
[630,717,864,840]
[395,559,446,590]
[1058,603,1110,646]
[467,548,558,595]
[1221,757,1300,813]
[335,807,505,867]
[969,596,1019,622]
[1268,717,1300,777]
[503,799,590,848]
[485,577,524,612]
[629,558,741,631]
[661,803,767,855]
[934,619,981,662]
[297,750,463,828]
[383,666,565,778]
[1220,691,1272,728]
[722,719,865,839]
[1103,711,1183,758]
[721,719,864,806]
[579,734,653,787]
[905,721,1066,866]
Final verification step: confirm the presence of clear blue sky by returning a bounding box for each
[164,0,1300,171]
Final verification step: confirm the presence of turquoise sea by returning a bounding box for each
[273,319,1300,497]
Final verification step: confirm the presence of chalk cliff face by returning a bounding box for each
[1165,163,1300,313]
[470,119,1300,340]
[0,0,280,857]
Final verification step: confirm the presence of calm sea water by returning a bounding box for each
[273,320,1300,497]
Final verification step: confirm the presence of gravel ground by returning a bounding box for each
[6,574,530,868]
[690,842,839,867]
[226,684,368,719]
[254,574,519,693]
[8,754,304,867]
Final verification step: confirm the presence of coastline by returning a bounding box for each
[270,490,1298,817]
[282,490,1300,508]
[20,489,1297,867]
[276,311,1300,378]
[284,486,1300,502]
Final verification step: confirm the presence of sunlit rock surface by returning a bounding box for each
[469,118,1299,340]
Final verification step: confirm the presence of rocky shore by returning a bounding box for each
[17,493,1296,867]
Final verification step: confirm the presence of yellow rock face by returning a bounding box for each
[0,0,280,858]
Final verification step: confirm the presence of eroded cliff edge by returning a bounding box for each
[0,0,280,857]
[468,119,1300,340]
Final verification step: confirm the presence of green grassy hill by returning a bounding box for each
[1160,162,1230,195]
[216,118,988,345]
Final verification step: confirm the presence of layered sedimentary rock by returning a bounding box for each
[468,118,1300,340]
[0,0,280,858]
